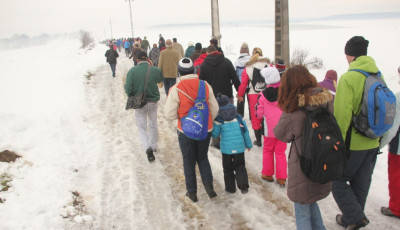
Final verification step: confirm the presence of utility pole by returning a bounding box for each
[210,0,222,48]
[110,19,113,39]
[275,0,290,67]
[128,0,134,38]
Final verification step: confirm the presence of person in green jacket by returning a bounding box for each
[333,36,381,230]
[124,51,163,162]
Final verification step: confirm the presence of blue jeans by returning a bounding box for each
[294,202,326,230]
[164,78,176,95]
[332,148,378,226]
[109,63,116,77]
[177,131,213,193]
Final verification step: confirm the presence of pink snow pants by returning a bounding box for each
[248,93,262,130]
[262,137,287,179]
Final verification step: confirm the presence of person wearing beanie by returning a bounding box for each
[140,36,150,53]
[255,67,287,186]
[318,70,338,100]
[212,93,253,194]
[333,35,382,229]
[184,41,195,58]
[178,57,194,76]
[275,59,286,76]
[164,58,219,203]
[199,45,241,149]
[104,43,119,77]
[237,47,271,147]
[190,42,203,62]
[379,66,400,219]
[172,37,184,59]
[124,49,163,162]
[158,34,165,48]
[149,44,160,67]
[234,42,251,117]
[158,39,180,95]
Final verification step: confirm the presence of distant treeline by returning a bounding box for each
[0,32,79,50]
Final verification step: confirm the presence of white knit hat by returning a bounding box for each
[260,67,280,85]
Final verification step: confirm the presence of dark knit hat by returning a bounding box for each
[216,93,230,107]
[240,42,249,54]
[275,59,285,75]
[344,36,369,57]
[210,38,218,46]
[137,51,148,60]
[178,57,194,75]
[195,42,202,50]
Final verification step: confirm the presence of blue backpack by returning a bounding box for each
[181,80,209,141]
[350,69,396,138]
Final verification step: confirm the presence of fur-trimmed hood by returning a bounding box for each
[246,57,270,67]
[298,87,333,109]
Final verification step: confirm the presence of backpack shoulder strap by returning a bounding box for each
[197,80,206,101]
[349,69,382,78]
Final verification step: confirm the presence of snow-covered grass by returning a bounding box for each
[0,18,399,229]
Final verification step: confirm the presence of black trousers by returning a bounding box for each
[222,153,249,192]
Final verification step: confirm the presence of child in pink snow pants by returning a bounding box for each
[255,66,287,186]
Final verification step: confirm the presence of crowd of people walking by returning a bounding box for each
[104,34,400,230]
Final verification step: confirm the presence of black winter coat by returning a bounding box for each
[199,53,240,99]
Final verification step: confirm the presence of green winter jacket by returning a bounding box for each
[124,62,163,102]
[334,56,381,151]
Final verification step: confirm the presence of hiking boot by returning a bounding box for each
[345,217,369,230]
[146,148,155,162]
[253,129,262,147]
[381,207,399,218]
[238,185,249,194]
[225,189,236,194]
[186,192,198,202]
[204,183,217,198]
[261,175,274,182]
[336,214,345,227]
[276,179,286,187]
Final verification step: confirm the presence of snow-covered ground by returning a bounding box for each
[0,18,399,230]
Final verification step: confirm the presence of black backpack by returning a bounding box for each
[251,66,267,92]
[107,49,116,63]
[292,106,347,184]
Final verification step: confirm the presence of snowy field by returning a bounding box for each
[0,18,399,229]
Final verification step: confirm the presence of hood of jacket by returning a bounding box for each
[262,86,279,102]
[203,52,225,67]
[298,88,333,110]
[235,54,251,68]
[218,104,238,121]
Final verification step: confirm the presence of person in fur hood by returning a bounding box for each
[273,65,333,230]
[236,47,271,147]
[255,67,287,187]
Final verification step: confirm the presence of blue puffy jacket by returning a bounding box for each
[212,104,253,154]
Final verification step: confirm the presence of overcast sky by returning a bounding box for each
[0,0,399,39]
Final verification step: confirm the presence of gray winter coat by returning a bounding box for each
[274,88,333,204]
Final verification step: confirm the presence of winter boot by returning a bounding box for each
[261,175,274,182]
[186,192,198,202]
[381,207,399,218]
[238,184,249,194]
[204,182,217,198]
[146,148,155,162]
[276,179,286,187]
[345,217,369,230]
[253,129,262,147]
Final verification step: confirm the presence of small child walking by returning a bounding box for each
[255,66,287,187]
[212,94,253,194]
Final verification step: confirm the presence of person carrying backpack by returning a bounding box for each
[379,66,400,219]
[332,36,384,229]
[212,94,253,194]
[256,67,287,186]
[273,65,334,230]
[236,47,271,147]
[164,57,219,203]
[104,44,119,77]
